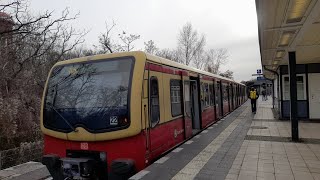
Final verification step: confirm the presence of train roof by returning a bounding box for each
[144,52,244,86]
[55,51,245,86]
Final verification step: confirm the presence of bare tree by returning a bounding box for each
[0,2,87,92]
[156,48,181,63]
[177,23,206,65]
[98,21,140,53]
[0,0,86,148]
[205,48,229,74]
[193,49,207,70]
[118,32,140,52]
[98,21,116,53]
[219,70,234,79]
[144,40,158,54]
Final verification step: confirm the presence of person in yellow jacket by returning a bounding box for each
[249,87,259,113]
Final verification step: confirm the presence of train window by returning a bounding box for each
[200,82,205,111]
[150,76,160,127]
[224,84,228,102]
[201,82,210,110]
[170,80,182,117]
[215,82,220,105]
[44,58,134,133]
[205,83,209,107]
[209,84,214,106]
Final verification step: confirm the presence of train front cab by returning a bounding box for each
[41,52,148,179]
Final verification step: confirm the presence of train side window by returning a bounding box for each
[209,84,214,106]
[224,85,228,102]
[216,82,220,105]
[170,80,182,117]
[205,83,209,107]
[150,76,160,127]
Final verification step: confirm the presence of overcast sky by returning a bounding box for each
[29,0,261,81]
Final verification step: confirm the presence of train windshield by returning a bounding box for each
[43,57,134,133]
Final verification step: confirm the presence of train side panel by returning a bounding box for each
[200,76,216,128]
[145,63,185,161]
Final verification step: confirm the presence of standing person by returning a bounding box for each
[262,89,266,101]
[249,87,259,113]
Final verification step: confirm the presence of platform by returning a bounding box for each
[0,161,49,180]
[130,98,320,180]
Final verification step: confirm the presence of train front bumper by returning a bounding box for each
[42,154,136,179]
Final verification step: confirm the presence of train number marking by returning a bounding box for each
[80,142,89,150]
[110,116,118,125]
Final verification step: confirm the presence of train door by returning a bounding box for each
[227,84,230,112]
[190,80,201,134]
[236,85,239,107]
[230,84,234,111]
[309,73,320,119]
[215,81,222,119]
[145,63,166,159]
[219,81,224,117]
[182,77,193,139]
[233,84,236,109]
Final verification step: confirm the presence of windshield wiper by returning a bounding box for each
[47,103,78,132]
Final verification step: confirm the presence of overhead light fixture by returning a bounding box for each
[279,31,295,46]
[276,50,285,58]
[287,0,311,23]
[273,60,279,65]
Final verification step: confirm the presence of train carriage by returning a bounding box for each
[41,51,246,179]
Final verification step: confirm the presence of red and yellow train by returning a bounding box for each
[41,51,246,179]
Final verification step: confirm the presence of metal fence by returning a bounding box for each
[0,141,43,170]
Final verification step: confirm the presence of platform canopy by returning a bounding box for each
[256,0,320,79]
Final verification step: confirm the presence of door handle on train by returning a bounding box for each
[144,104,149,150]
[144,104,148,129]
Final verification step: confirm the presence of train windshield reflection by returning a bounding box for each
[43,58,134,133]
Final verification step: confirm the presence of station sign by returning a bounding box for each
[257,76,265,81]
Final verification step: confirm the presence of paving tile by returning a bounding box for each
[257,172,275,180]
[293,171,314,180]
[258,163,274,173]
[225,173,238,180]
[291,166,310,172]
[228,168,240,175]
[238,170,257,180]
[193,173,215,180]
[273,159,290,166]
[259,159,274,164]
[171,173,194,180]
[312,173,320,180]
[274,165,292,175]
[232,160,243,165]
[305,160,320,165]
[275,173,294,180]
[309,167,320,174]
[289,161,307,168]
